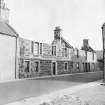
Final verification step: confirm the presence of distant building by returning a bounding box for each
[81,39,97,72]
[96,50,103,71]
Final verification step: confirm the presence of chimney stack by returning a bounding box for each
[0,0,9,23]
[83,39,89,47]
[54,26,62,40]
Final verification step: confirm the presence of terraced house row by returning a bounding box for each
[0,0,100,81]
[16,26,98,79]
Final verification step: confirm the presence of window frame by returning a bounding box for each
[24,60,31,73]
[52,46,56,56]
[76,62,79,69]
[33,42,39,55]
[40,43,43,55]
[64,62,68,71]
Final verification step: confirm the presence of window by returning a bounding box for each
[77,49,79,58]
[64,62,68,71]
[76,62,79,69]
[40,43,42,55]
[33,42,39,55]
[62,47,67,57]
[24,61,30,73]
[92,63,95,71]
[85,51,87,60]
[34,61,39,72]
[92,53,94,60]
[52,46,56,56]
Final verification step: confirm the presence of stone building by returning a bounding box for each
[17,27,98,79]
[17,27,74,78]
[0,0,99,80]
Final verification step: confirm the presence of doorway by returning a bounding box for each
[52,62,56,75]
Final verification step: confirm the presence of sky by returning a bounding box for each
[5,0,105,50]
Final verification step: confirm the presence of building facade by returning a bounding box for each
[16,27,98,79]
[0,0,100,81]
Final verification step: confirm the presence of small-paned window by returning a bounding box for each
[24,61,30,73]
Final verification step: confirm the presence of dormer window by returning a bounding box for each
[52,46,56,56]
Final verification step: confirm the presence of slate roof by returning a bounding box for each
[61,37,73,48]
[81,46,95,52]
[0,21,19,37]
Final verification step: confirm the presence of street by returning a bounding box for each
[0,71,103,105]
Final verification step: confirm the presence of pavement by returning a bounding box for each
[5,80,105,105]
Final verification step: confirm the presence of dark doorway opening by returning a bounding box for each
[52,62,56,75]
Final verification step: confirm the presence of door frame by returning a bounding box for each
[51,61,57,75]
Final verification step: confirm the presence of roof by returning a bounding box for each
[0,21,19,37]
[61,37,73,48]
[81,46,95,52]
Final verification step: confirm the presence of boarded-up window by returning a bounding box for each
[33,42,39,55]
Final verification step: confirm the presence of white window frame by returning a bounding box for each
[33,42,39,55]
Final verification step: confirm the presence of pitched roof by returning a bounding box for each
[81,46,95,52]
[61,37,73,48]
[0,21,19,37]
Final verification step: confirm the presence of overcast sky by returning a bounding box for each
[5,0,105,50]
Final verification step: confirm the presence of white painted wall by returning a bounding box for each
[0,34,16,81]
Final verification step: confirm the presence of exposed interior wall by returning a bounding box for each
[0,34,16,81]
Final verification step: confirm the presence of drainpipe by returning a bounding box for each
[102,23,105,82]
